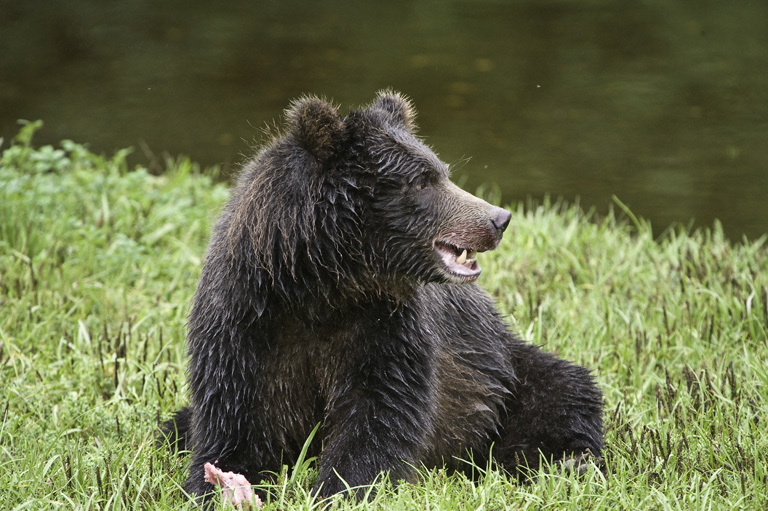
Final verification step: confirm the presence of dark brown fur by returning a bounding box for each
[161,91,603,505]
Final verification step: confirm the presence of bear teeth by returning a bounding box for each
[456,249,477,265]
[433,241,482,282]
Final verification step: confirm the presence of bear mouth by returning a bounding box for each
[433,240,482,282]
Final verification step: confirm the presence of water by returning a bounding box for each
[2,0,767,240]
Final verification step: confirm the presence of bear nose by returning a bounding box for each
[491,207,512,235]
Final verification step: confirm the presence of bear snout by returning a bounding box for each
[432,204,511,283]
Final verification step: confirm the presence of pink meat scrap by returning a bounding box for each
[203,462,263,509]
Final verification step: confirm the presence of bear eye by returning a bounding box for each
[400,175,429,192]
[412,173,433,191]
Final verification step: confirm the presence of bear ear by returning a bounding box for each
[284,96,344,162]
[371,89,417,131]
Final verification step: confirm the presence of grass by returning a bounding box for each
[1,122,766,510]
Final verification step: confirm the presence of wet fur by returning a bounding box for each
[161,91,603,504]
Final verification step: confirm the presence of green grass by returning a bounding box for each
[1,123,766,510]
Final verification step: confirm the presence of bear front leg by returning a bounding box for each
[183,343,274,507]
[314,326,437,498]
[496,342,604,475]
[184,400,267,507]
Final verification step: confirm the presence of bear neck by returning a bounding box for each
[272,269,420,323]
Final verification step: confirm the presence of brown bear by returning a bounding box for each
[162,91,603,506]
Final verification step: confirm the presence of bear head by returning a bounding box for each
[230,91,511,305]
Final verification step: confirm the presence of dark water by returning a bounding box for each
[2,0,767,240]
